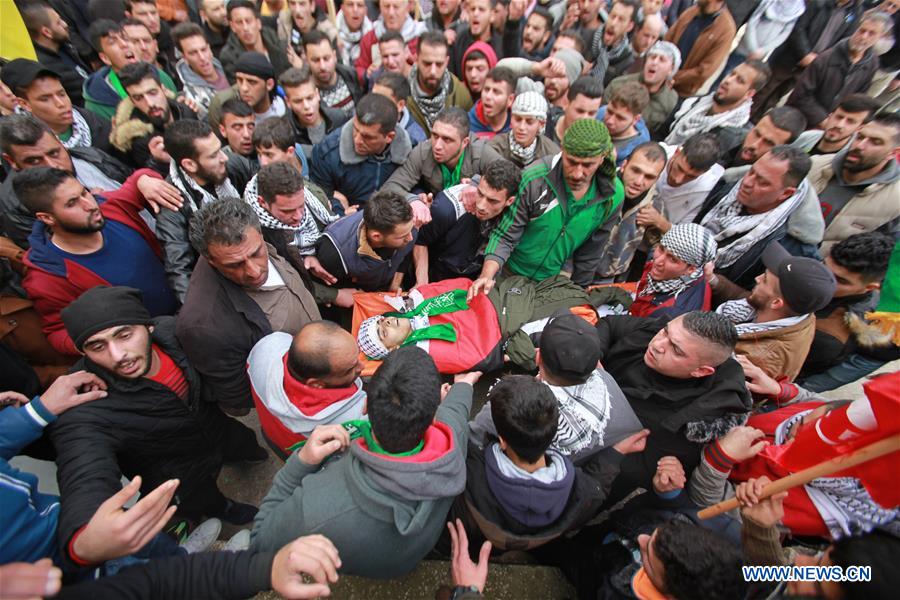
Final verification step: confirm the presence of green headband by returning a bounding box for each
[562,118,612,158]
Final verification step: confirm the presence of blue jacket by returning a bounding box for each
[0,397,62,565]
[596,106,651,166]
[468,101,511,140]
[310,121,413,213]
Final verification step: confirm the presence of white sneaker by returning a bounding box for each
[223,529,251,552]
[179,518,222,554]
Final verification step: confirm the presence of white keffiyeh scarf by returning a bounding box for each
[62,109,92,149]
[336,12,373,66]
[700,179,808,268]
[409,65,450,129]
[665,94,752,146]
[549,370,613,456]
[716,298,807,334]
[168,160,240,212]
[243,174,336,255]
[508,131,538,163]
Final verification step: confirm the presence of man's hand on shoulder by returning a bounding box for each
[40,371,108,416]
[298,424,351,466]
[137,173,183,213]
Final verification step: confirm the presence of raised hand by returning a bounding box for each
[448,519,491,593]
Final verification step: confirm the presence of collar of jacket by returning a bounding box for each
[78,316,202,409]
[338,120,412,165]
[197,251,274,335]
[545,153,618,211]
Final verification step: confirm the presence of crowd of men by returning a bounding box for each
[1,0,899,598]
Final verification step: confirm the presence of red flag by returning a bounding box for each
[767,372,900,508]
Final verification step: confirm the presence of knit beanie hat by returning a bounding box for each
[61,286,153,351]
[234,51,275,80]
[511,91,549,121]
[358,316,390,359]
[660,223,718,267]
[554,48,586,85]
[646,41,682,76]
[563,118,613,158]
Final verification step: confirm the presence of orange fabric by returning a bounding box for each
[631,566,667,600]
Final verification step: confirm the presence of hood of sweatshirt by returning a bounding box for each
[174,57,225,90]
[461,41,498,86]
[484,443,575,528]
[347,419,466,534]
[83,66,123,108]
[831,146,900,187]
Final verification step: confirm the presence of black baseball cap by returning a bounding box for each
[0,59,60,96]
[762,242,836,314]
[539,311,602,382]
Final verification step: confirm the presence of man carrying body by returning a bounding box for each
[472,118,624,291]
[247,321,366,459]
[177,198,321,415]
[414,159,521,284]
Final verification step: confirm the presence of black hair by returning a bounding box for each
[528,6,553,30]
[373,71,411,102]
[419,29,449,53]
[12,166,76,214]
[613,0,642,24]
[870,111,900,145]
[481,158,521,197]
[18,1,53,38]
[252,116,294,151]
[287,321,347,380]
[681,132,721,171]
[257,161,304,204]
[366,346,441,453]
[768,145,812,188]
[189,197,260,256]
[279,65,315,90]
[486,66,517,94]
[653,520,747,600]
[301,28,333,52]
[227,0,258,19]
[220,97,254,119]
[680,311,738,365]
[433,106,471,138]
[765,106,807,143]
[0,114,55,155]
[89,19,123,53]
[363,189,413,233]
[118,61,160,89]
[836,94,882,123]
[556,29,586,54]
[829,232,895,283]
[740,59,771,91]
[568,76,604,102]
[163,119,214,164]
[632,141,666,164]
[830,530,900,600]
[355,93,398,135]
[171,22,207,53]
[378,30,405,46]
[489,375,558,463]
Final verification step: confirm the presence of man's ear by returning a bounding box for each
[1,153,19,171]
[504,194,515,207]
[35,211,55,227]
[690,365,716,378]
[368,229,384,244]
[397,97,406,113]
[384,130,396,145]
[180,157,199,176]
[266,78,275,92]
[865,281,881,293]
[218,123,228,138]
[15,98,32,112]
[461,135,471,150]
[777,186,797,203]
[305,377,326,389]
[98,51,112,68]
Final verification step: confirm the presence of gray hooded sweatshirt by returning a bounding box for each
[250,382,472,579]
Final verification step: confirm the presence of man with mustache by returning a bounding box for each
[793,94,882,157]
[807,112,900,254]
[13,167,181,356]
[111,61,198,173]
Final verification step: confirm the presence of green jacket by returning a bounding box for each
[485,153,624,286]
[83,65,178,122]
[250,383,472,579]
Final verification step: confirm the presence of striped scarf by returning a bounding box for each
[62,109,92,149]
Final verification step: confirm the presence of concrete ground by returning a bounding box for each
[12,361,897,599]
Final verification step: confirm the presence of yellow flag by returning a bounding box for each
[0,0,38,61]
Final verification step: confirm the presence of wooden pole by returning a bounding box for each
[697,433,900,520]
[325,0,337,26]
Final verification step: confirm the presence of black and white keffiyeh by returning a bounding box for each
[716,298,807,334]
[319,76,355,117]
[774,411,899,539]
[665,94,752,146]
[700,178,808,268]
[62,108,92,149]
[409,65,450,129]
[640,223,717,298]
[168,160,240,211]
[551,370,613,456]
[242,174,337,255]
[508,131,538,163]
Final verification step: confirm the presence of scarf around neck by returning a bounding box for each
[288,418,424,457]
[665,94,752,146]
[62,108,92,149]
[410,65,451,128]
[640,266,704,299]
[168,160,240,212]
[508,130,538,163]
[716,298,807,335]
[440,148,466,188]
[336,13,373,65]
[700,178,808,268]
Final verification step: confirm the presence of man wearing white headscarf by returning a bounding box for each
[606,40,682,136]
[487,90,560,168]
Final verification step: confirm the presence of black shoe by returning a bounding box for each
[224,443,269,465]
[215,499,259,525]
